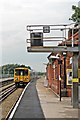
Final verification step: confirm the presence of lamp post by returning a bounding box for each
[58,59,62,101]
[63,52,67,89]
[43,63,48,87]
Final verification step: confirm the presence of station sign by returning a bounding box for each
[30,32,43,46]
[72,78,78,82]
[43,26,50,33]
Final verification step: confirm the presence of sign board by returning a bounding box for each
[30,32,43,46]
[43,26,50,33]
[67,69,80,85]
[72,78,78,82]
[66,69,72,85]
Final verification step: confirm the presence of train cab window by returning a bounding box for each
[24,70,28,76]
[15,69,24,76]
[15,69,28,76]
[15,70,19,76]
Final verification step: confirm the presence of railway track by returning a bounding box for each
[0,83,16,103]
[0,78,14,88]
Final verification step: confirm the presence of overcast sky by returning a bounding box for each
[0,0,79,72]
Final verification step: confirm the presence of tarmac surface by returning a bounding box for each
[13,76,79,119]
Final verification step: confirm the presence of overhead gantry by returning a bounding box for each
[26,23,79,53]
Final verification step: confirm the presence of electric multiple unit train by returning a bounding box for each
[14,67,36,87]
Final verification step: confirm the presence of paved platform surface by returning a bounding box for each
[36,77,79,119]
[13,77,79,119]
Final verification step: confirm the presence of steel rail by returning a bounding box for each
[0,78,14,88]
[0,83,15,93]
[0,84,16,103]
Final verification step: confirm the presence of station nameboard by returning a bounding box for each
[30,32,43,46]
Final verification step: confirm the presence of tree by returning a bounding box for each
[69,5,80,23]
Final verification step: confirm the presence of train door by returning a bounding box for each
[19,69,24,83]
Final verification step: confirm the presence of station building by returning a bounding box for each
[46,24,80,97]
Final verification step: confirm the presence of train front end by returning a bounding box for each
[14,67,30,87]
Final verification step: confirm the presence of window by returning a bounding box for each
[15,69,28,76]
[24,70,28,76]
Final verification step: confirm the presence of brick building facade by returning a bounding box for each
[46,25,80,97]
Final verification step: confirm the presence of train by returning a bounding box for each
[14,66,36,87]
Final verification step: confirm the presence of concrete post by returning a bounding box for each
[72,52,78,108]
[72,2,80,108]
[78,2,80,111]
[78,1,80,53]
[79,23,80,54]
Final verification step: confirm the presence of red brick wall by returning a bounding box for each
[47,64,53,87]
[47,52,80,96]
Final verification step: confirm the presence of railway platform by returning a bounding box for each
[11,77,79,119]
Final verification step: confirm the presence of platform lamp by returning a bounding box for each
[48,55,59,64]
[58,57,62,101]
[63,52,67,89]
[43,62,48,87]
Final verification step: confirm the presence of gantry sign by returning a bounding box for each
[26,23,80,108]
[27,24,79,52]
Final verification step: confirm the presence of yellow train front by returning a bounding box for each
[14,67,31,87]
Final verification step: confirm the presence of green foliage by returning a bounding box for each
[38,72,45,76]
[0,64,32,78]
[69,5,80,22]
[18,65,31,70]
[27,66,31,70]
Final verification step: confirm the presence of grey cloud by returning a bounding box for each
[1,0,79,71]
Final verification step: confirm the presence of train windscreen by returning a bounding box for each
[15,69,28,76]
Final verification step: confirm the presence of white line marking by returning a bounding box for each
[8,82,30,119]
